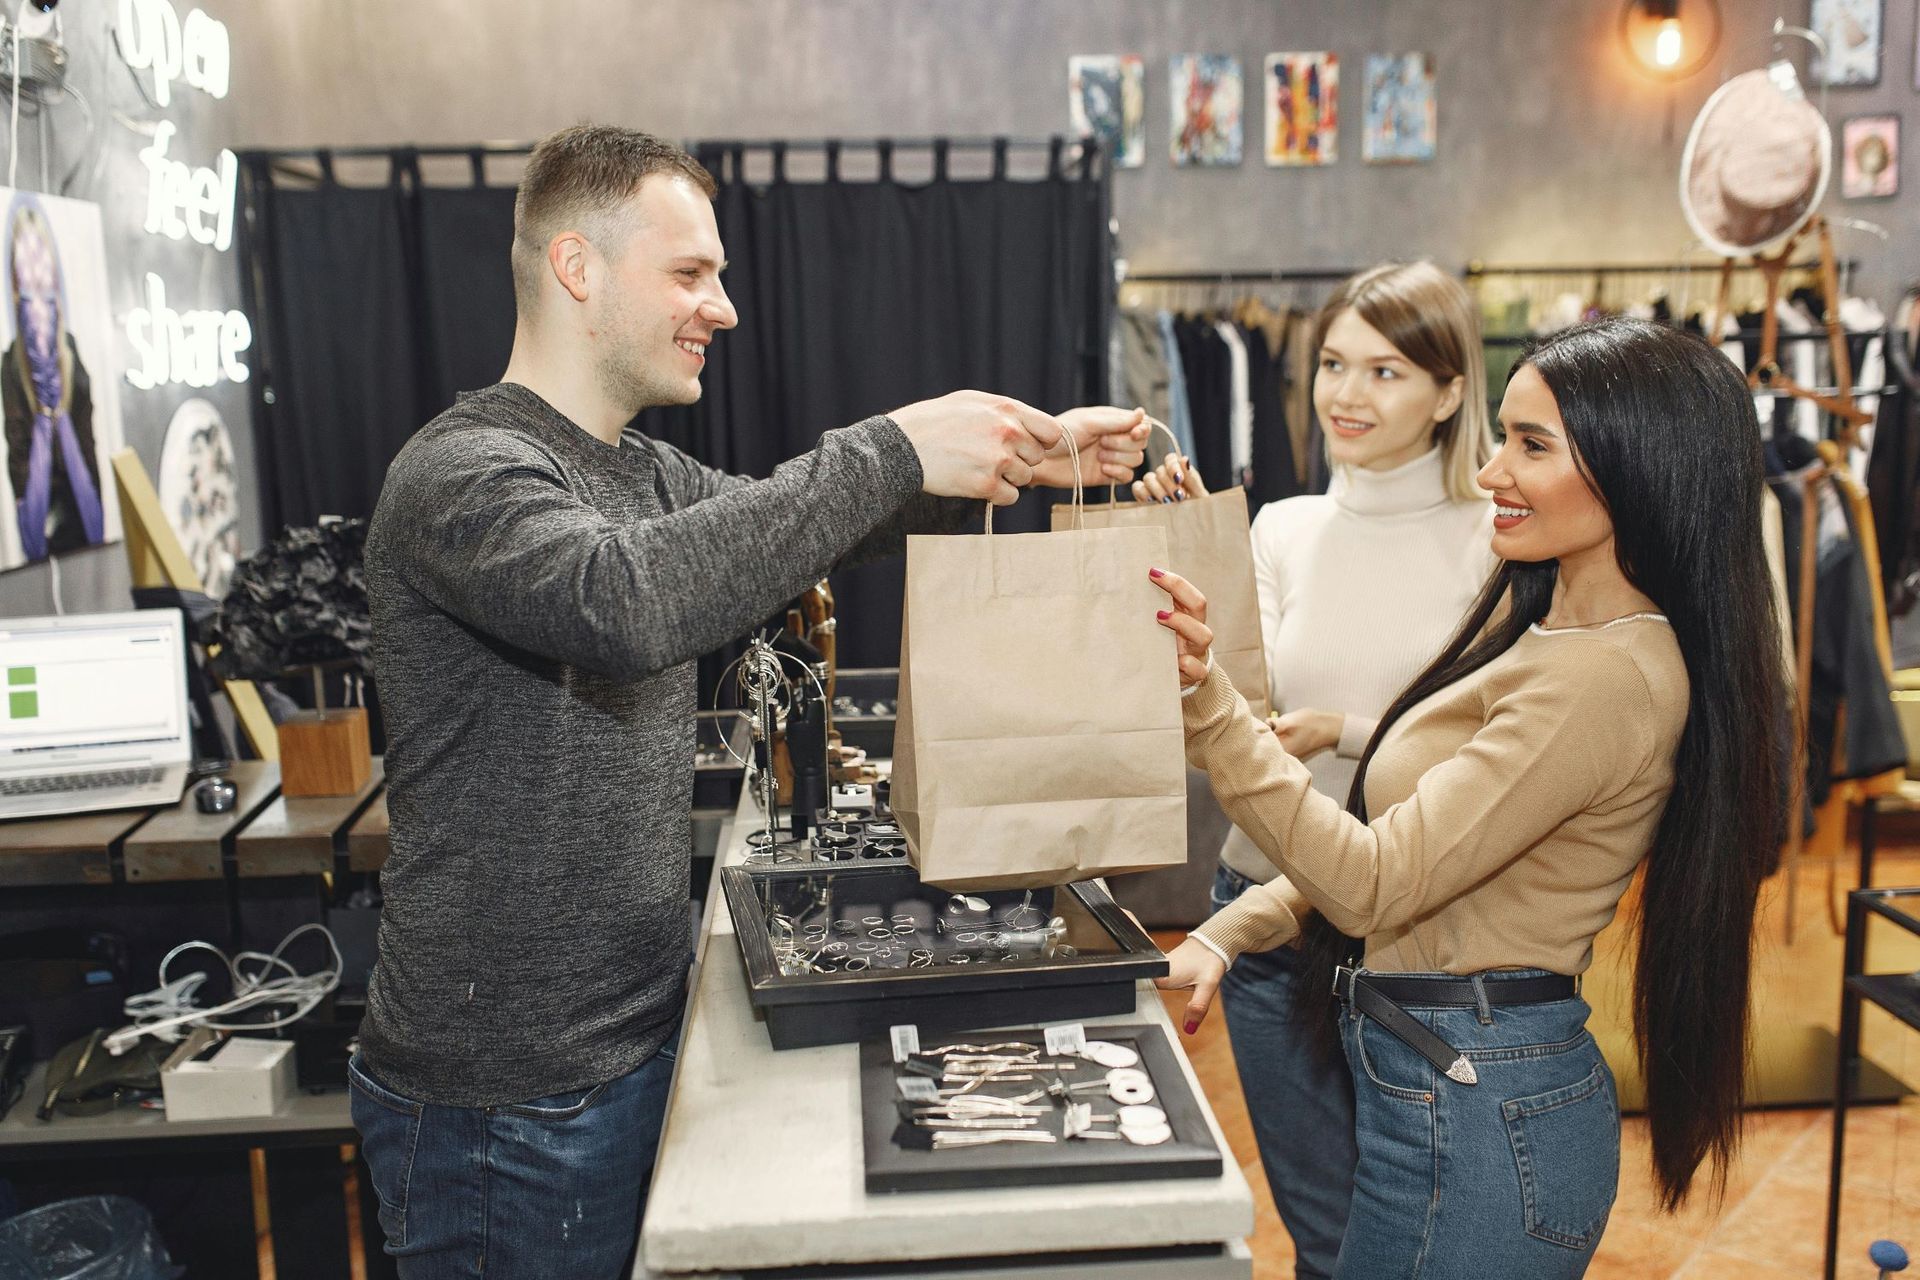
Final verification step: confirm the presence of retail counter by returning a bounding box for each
[636,788,1255,1279]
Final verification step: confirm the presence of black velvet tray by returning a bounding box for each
[721,863,1167,1050]
[858,1023,1223,1193]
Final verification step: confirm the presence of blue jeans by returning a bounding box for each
[1335,973,1617,1279]
[1212,866,1356,1280]
[347,1029,680,1280]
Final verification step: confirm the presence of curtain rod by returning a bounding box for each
[236,136,1088,162]
[1465,259,1852,277]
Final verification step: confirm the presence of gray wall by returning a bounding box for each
[0,2,254,619]
[18,0,1918,618]
[220,0,1918,300]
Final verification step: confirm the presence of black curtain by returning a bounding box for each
[237,138,1111,674]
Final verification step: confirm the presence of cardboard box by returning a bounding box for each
[161,1029,295,1121]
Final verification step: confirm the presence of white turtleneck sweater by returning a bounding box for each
[1218,447,1495,886]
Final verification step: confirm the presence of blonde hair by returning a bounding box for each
[1311,261,1492,502]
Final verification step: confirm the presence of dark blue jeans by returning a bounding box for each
[348,1028,679,1280]
[1336,973,1617,1279]
[1213,865,1357,1280]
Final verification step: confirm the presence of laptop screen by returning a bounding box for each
[0,613,187,759]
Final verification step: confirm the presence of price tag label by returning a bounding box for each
[1044,1022,1088,1057]
[896,1076,940,1101]
[889,1023,921,1064]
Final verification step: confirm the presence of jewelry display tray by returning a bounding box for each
[858,1023,1223,1193]
[720,864,1168,1050]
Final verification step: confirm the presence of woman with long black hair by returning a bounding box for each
[1151,316,1785,1277]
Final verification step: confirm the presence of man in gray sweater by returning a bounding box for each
[349,125,1146,1279]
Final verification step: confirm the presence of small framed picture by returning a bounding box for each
[1170,54,1244,166]
[1841,114,1899,198]
[1812,0,1883,86]
[1068,55,1146,170]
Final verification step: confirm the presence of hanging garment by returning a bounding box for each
[1777,297,1819,444]
[1244,325,1297,511]
[1285,310,1318,489]
[1772,467,1907,810]
[1215,320,1254,488]
[1841,297,1887,484]
[1175,316,1233,483]
[1869,289,1920,615]
[1156,310,1199,463]
[1115,308,1174,430]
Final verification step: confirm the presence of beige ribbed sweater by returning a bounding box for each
[1188,616,1688,976]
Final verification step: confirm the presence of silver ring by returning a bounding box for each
[891,914,915,924]
[862,916,885,926]
[844,956,871,972]
[954,932,979,943]
[868,928,893,940]
[856,941,879,953]
[949,954,972,965]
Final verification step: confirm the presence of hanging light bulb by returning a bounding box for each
[1654,17,1684,67]
[1621,0,1720,81]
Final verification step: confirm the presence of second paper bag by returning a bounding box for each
[1053,487,1269,719]
[892,521,1187,890]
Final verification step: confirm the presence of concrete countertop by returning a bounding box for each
[637,786,1253,1277]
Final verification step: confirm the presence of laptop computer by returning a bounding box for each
[0,610,192,819]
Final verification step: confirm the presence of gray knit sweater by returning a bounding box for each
[362,382,963,1106]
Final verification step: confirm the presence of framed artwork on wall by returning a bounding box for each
[1170,54,1243,167]
[1362,53,1437,164]
[1264,52,1338,166]
[1841,113,1899,197]
[1811,0,1882,87]
[156,397,241,598]
[0,191,125,572]
[1068,55,1146,169]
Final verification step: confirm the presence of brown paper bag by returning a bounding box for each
[1054,482,1270,720]
[892,501,1187,890]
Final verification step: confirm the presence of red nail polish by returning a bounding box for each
[1149,567,1164,578]
[1184,1020,1198,1035]
[1156,610,1171,620]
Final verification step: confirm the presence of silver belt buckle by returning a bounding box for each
[1332,964,1356,1000]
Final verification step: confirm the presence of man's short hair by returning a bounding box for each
[511,125,717,305]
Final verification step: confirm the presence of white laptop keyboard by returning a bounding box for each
[0,766,162,796]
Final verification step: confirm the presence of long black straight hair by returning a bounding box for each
[1294,316,1787,1209]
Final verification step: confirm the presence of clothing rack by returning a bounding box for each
[1122,267,1362,285]
[1464,259,1850,277]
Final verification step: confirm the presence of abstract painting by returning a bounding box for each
[1363,53,1437,164]
[1265,52,1338,166]
[1069,55,1146,169]
[1171,54,1244,167]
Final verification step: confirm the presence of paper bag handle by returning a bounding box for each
[985,414,1083,534]
[1103,415,1183,509]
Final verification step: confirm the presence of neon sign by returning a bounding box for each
[115,0,230,108]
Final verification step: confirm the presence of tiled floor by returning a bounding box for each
[1155,843,1920,1279]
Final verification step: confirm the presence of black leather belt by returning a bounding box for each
[1333,967,1579,1088]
